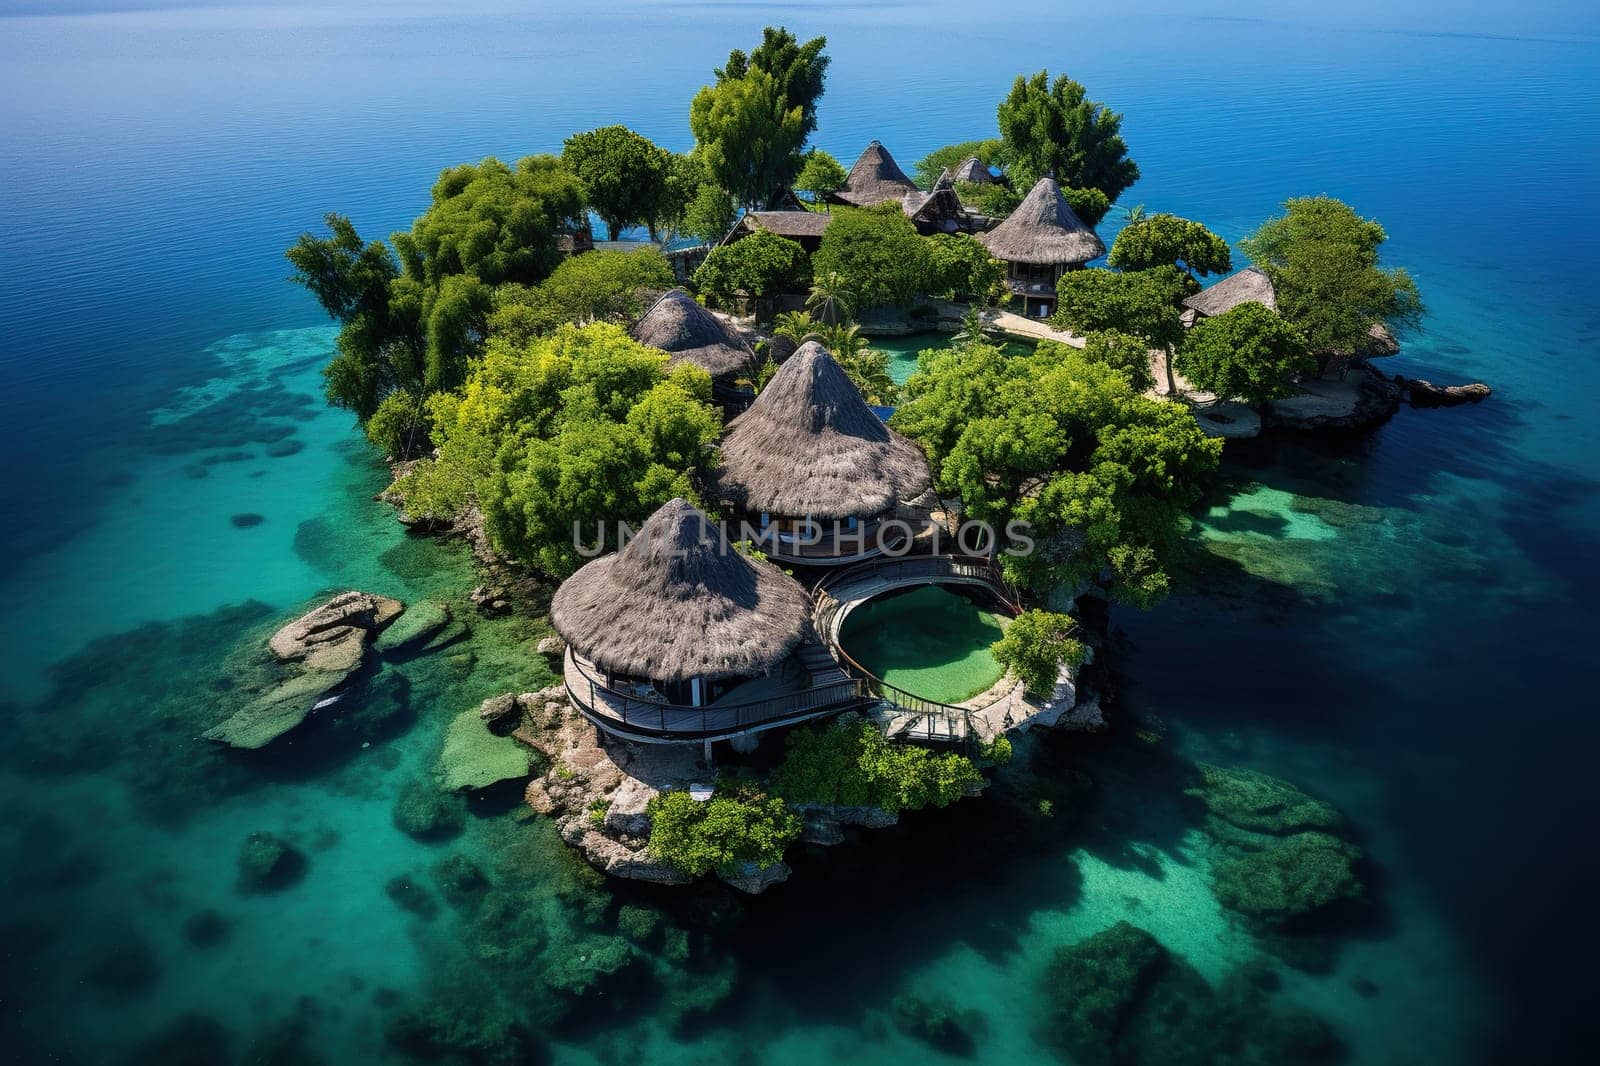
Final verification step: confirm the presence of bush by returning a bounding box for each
[1063,186,1112,228]
[955,180,1022,218]
[693,229,810,306]
[365,389,431,459]
[772,720,983,814]
[645,788,800,876]
[1081,331,1155,393]
[811,204,930,310]
[991,610,1086,696]
[923,233,1004,302]
[488,248,675,347]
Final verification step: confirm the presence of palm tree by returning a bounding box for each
[952,305,998,349]
[806,272,855,327]
[772,310,820,347]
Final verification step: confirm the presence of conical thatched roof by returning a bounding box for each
[1183,266,1278,319]
[717,341,932,519]
[551,498,809,682]
[903,168,965,226]
[979,177,1105,265]
[630,289,755,379]
[952,156,995,184]
[831,141,918,206]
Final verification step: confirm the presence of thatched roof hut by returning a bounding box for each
[902,168,968,232]
[721,210,833,249]
[1182,266,1278,321]
[830,141,919,207]
[717,341,932,519]
[630,288,755,380]
[551,498,809,682]
[979,177,1105,266]
[952,156,995,185]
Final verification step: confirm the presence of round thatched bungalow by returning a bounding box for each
[979,177,1106,318]
[716,341,932,566]
[828,141,919,207]
[553,497,826,737]
[630,288,757,409]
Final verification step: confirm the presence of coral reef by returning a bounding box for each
[236,832,307,892]
[392,777,467,841]
[385,873,441,920]
[889,994,987,1056]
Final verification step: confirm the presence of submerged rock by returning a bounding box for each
[181,910,231,949]
[541,934,635,998]
[1210,831,1363,925]
[204,591,404,749]
[1395,375,1492,408]
[436,708,531,792]
[392,777,466,841]
[373,600,451,655]
[1187,764,1345,838]
[384,873,440,920]
[476,692,521,736]
[890,994,986,1056]
[1042,922,1344,1066]
[237,832,307,893]
[431,854,490,908]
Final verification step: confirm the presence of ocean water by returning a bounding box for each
[2,2,1598,1064]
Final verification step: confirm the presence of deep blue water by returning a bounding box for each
[2,2,1598,1063]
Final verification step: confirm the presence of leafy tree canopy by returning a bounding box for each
[997,71,1140,206]
[957,180,1023,219]
[811,204,930,310]
[914,139,1004,187]
[893,340,1220,600]
[287,156,586,420]
[772,720,982,814]
[923,233,1005,303]
[646,788,800,876]
[693,228,811,306]
[488,248,674,348]
[1109,213,1232,282]
[681,183,740,244]
[795,148,848,202]
[1175,302,1313,403]
[690,66,808,209]
[1239,196,1423,355]
[1054,266,1189,353]
[716,27,830,144]
[561,125,672,241]
[1081,330,1156,393]
[394,323,720,578]
[1062,186,1112,228]
[992,610,1087,696]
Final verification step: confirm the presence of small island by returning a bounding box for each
[262,24,1488,895]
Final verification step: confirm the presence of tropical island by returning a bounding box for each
[248,24,1487,909]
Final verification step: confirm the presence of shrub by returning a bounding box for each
[991,610,1087,696]
[365,389,431,459]
[772,720,983,814]
[1081,331,1155,393]
[645,789,800,876]
[955,180,1021,218]
[488,248,675,346]
[693,229,810,306]
[979,735,1013,765]
[811,204,930,310]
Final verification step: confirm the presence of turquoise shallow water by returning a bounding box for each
[2,2,1598,1063]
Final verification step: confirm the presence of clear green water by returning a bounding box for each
[839,586,1009,703]
[868,332,1036,384]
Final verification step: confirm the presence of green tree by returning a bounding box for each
[914,139,1004,187]
[289,157,586,421]
[811,204,930,310]
[1061,186,1112,228]
[1175,302,1313,403]
[893,341,1220,600]
[922,233,1004,302]
[997,71,1140,205]
[681,184,739,244]
[646,788,800,877]
[395,323,720,578]
[561,126,672,241]
[805,271,855,326]
[772,720,982,814]
[1239,196,1423,358]
[693,229,811,306]
[691,66,807,208]
[991,610,1087,696]
[956,181,1023,219]
[365,389,430,460]
[1109,213,1232,285]
[1054,266,1188,395]
[716,27,830,144]
[1081,330,1155,393]
[488,248,675,347]
[795,149,848,203]
[821,323,898,406]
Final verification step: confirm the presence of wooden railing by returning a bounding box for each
[809,554,1025,747]
[564,652,869,741]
